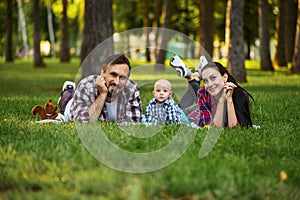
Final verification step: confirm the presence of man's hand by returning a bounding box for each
[88,75,109,122]
[96,75,108,95]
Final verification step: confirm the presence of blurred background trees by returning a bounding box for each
[33,0,46,67]
[0,0,299,80]
[80,0,113,78]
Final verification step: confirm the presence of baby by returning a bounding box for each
[144,79,185,124]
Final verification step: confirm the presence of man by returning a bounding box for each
[61,54,142,123]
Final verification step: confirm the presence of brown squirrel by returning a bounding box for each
[32,99,58,120]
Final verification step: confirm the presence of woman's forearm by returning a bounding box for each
[213,99,226,127]
[226,97,238,128]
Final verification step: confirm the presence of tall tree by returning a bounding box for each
[274,0,287,67]
[155,0,172,70]
[17,0,29,57]
[151,0,161,60]
[143,0,151,62]
[285,0,297,62]
[81,0,114,78]
[199,0,214,58]
[258,0,274,71]
[5,0,13,62]
[224,0,231,59]
[244,1,258,60]
[60,0,70,62]
[227,0,247,82]
[33,0,46,67]
[290,0,300,74]
[46,2,56,58]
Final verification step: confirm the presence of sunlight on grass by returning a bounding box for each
[0,58,300,199]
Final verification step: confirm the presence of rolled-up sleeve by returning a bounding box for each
[70,75,98,123]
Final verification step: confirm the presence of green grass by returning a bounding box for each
[0,58,300,199]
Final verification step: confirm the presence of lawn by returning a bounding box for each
[0,57,300,199]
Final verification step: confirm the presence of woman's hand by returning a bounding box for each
[224,82,237,100]
[224,82,238,128]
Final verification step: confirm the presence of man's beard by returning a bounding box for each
[107,92,113,98]
[107,84,120,98]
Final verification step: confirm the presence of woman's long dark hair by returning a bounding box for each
[203,62,253,127]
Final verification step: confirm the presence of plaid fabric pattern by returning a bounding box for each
[187,86,214,127]
[145,97,182,124]
[70,75,142,123]
[188,86,250,127]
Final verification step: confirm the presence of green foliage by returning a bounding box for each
[171,0,200,37]
[113,0,145,32]
[0,0,282,60]
[0,58,300,199]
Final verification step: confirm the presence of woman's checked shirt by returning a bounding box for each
[188,86,214,127]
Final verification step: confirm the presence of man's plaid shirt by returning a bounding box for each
[70,75,142,123]
[144,97,182,124]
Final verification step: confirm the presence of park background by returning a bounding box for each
[1,0,300,199]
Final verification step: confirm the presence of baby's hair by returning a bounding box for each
[154,79,172,91]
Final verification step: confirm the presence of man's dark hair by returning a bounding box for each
[102,54,131,72]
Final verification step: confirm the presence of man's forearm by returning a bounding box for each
[88,93,107,122]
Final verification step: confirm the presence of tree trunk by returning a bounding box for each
[224,0,232,59]
[285,0,297,62]
[274,0,287,67]
[245,37,251,60]
[155,0,171,70]
[81,0,114,78]
[227,0,247,82]
[47,5,56,58]
[5,0,13,62]
[143,0,151,62]
[290,0,300,74]
[199,0,214,58]
[258,0,274,71]
[33,0,46,67]
[60,0,70,62]
[152,0,161,60]
[17,0,29,57]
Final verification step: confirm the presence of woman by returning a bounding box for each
[170,55,253,128]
